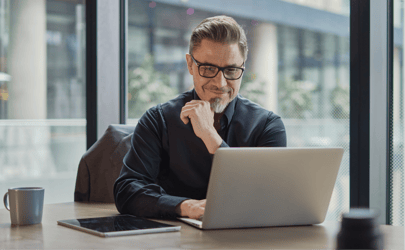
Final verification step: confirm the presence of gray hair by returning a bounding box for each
[189,15,248,61]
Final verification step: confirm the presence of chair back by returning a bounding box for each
[74,124,135,202]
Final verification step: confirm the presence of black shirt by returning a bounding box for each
[114,89,287,218]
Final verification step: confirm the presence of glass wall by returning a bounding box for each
[0,0,86,204]
[127,0,350,221]
[391,0,404,226]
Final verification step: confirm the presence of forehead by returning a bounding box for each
[193,39,244,67]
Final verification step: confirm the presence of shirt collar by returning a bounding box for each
[192,88,237,127]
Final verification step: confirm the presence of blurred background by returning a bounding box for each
[0,0,86,203]
[0,0,402,225]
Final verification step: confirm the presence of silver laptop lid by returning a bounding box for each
[202,147,344,229]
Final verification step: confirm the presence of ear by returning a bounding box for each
[185,54,194,76]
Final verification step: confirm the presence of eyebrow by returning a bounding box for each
[199,61,243,68]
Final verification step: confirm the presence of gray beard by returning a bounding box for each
[210,98,229,113]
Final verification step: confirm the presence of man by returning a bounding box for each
[114,15,286,220]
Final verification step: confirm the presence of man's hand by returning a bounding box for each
[180,100,222,154]
[180,100,215,139]
[175,199,206,220]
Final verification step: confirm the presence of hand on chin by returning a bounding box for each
[179,99,223,154]
[180,100,215,139]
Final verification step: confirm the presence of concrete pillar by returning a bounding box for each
[8,0,47,119]
[251,22,278,112]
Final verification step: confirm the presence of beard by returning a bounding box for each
[199,82,235,113]
[210,97,230,113]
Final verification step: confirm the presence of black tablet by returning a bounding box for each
[57,215,181,237]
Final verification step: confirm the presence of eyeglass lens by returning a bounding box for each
[199,65,242,80]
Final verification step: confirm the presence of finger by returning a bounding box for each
[188,100,210,108]
[180,108,198,124]
[185,101,212,112]
[189,100,209,104]
[181,104,198,115]
[181,106,197,113]
[181,116,189,125]
[183,101,199,108]
[192,208,205,220]
[181,109,197,121]
[200,200,207,207]
[180,111,189,124]
[199,208,205,218]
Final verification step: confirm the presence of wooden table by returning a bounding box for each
[0,202,403,249]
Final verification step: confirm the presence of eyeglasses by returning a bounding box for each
[191,55,245,80]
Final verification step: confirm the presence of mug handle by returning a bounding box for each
[3,192,10,211]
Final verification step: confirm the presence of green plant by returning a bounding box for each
[278,79,315,119]
[239,72,266,107]
[128,54,178,119]
[330,84,349,119]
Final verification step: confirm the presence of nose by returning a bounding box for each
[213,70,228,88]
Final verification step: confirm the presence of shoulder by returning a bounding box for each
[235,95,274,119]
[235,95,285,128]
[235,96,286,146]
[160,90,193,114]
[136,105,161,133]
[137,90,193,130]
[139,90,192,120]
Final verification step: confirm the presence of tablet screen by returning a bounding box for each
[58,215,180,236]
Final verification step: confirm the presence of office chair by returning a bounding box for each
[74,124,135,203]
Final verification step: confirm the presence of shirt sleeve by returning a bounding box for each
[256,112,287,147]
[210,140,229,160]
[113,106,188,219]
[219,140,230,148]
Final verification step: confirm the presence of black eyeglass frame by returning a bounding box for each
[190,54,245,80]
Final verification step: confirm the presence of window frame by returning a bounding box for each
[86,0,121,149]
[350,0,394,225]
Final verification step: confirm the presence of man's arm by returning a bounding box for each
[113,106,188,218]
[175,100,221,218]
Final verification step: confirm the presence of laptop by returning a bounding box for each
[178,147,344,230]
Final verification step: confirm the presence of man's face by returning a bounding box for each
[186,39,244,113]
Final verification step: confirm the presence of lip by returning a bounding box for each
[208,90,229,95]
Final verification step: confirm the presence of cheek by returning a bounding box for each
[193,76,210,98]
[192,75,201,88]
[194,76,209,90]
[231,82,241,96]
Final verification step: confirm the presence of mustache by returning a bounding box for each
[206,86,231,93]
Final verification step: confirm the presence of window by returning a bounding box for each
[126,0,350,221]
[0,0,86,204]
